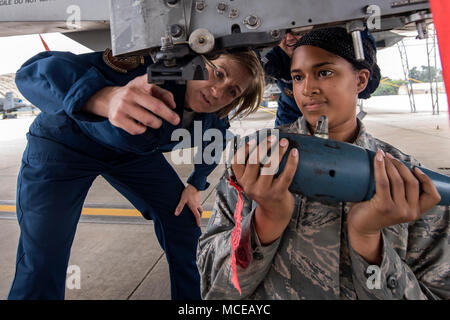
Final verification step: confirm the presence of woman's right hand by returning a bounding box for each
[347,150,441,264]
[83,74,180,135]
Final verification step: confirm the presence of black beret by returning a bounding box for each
[294,27,381,99]
[294,27,376,73]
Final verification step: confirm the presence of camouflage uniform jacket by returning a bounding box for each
[197,117,450,300]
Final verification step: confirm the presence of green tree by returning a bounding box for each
[373,83,397,96]
[372,78,405,96]
[408,65,443,82]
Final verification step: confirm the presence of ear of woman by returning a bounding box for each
[356,69,371,96]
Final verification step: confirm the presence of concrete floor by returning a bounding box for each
[0,94,449,299]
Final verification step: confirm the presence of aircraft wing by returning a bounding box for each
[0,0,111,50]
[0,0,431,52]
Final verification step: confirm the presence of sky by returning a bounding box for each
[376,32,443,80]
[0,31,443,81]
[0,32,93,75]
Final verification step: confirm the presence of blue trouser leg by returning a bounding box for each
[8,135,100,300]
[102,152,202,300]
[9,127,201,299]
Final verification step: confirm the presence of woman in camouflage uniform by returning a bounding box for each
[197,27,449,300]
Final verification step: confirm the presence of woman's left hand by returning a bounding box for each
[347,150,441,264]
[175,184,203,227]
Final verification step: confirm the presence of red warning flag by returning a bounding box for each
[39,34,50,51]
[429,0,450,120]
[229,177,244,295]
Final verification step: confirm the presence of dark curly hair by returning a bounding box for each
[294,27,381,99]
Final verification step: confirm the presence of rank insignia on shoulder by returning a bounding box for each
[284,87,294,98]
[102,48,145,73]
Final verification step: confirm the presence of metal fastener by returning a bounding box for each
[244,15,261,29]
[229,8,239,19]
[196,0,206,12]
[170,24,184,38]
[217,2,227,13]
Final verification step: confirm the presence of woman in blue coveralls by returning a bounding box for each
[8,48,264,300]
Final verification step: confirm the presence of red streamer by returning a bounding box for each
[39,34,50,51]
[229,177,244,295]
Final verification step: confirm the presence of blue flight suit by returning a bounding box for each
[8,50,229,300]
[262,46,302,127]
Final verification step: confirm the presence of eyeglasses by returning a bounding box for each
[201,55,219,71]
[286,27,305,37]
[287,31,303,37]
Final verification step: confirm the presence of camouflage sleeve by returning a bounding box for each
[197,174,282,299]
[349,205,450,300]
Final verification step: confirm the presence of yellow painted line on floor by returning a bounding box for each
[259,105,277,115]
[82,207,141,217]
[0,205,212,219]
[201,210,212,219]
[0,205,15,213]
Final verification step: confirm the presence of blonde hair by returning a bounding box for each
[213,51,265,120]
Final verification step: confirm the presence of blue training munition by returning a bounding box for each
[235,130,450,206]
[275,131,450,206]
